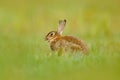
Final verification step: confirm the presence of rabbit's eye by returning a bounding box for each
[50,32,55,36]
[50,33,53,36]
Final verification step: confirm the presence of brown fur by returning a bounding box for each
[45,19,89,54]
[49,35,88,54]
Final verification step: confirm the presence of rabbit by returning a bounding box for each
[45,19,89,54]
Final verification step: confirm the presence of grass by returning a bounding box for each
[0,0,120,80]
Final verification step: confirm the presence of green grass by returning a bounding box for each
[0,0,120,80]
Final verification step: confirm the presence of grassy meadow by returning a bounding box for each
[0,0,120,80]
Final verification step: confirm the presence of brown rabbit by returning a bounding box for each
[45,19,89,54]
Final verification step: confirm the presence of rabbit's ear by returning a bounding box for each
[57,19,66,34]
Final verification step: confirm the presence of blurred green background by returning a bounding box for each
[0,0,120,80]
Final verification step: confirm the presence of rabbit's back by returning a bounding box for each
[50,36,88,53]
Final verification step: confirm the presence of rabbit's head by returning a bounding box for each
[45,19,66,42]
